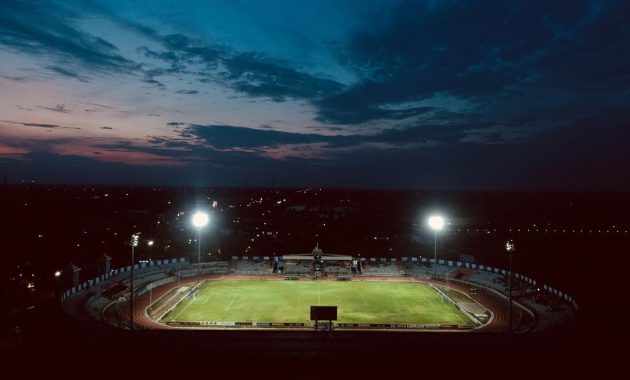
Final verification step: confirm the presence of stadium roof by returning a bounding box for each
[282,253,353,261]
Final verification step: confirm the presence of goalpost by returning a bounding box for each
[189,289,200,300]
[185,281,203,300]
[156,281,203,321]
[429,283,481,326]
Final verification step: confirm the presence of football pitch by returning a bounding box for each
[162,279,472,325]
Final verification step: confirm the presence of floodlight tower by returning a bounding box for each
[129,232,140,330]
[428,215,445,279]
[506,239,516,333]
[191,211,209,276]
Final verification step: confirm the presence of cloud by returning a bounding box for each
[2,119,63,129]
[184,124,348,150]
[219,53,344,102]
[84,102,114,110]
[2,0,630,190]
[146,136,196,149]
[37,104,70,113]
[0,0,139,76]
[138,46,180,64]
[44,65,89,82]
[315,90,434,124]
[141,69,166,89]
[0,142,29,159]
[180,123,446,157]
[0,74,28,82]
[458,124,537,145]
[22,123,60,129]
[114,20,346,102]
[3,137,192,167]
[312,0,630,131]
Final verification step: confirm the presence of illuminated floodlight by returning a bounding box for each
[427,214,445,279]
[129,231,141,330]
[192,211,210,276]
[130,233,140,247]
[506,240,515,252]
[147,240,154,246]
[192,211,209,228]
[506,239,516,333]
[54,270,61,278]
[428,215,445,231]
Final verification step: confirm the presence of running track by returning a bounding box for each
[120,275,526,333]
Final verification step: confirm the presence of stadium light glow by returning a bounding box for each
[506,240,515,252]
[129,232,141,330]
[428,215,445,230]
[191,211,210,276]
[427,215,446,279]
[192,211,209,228]
[506,239,516,333]
[130,233,140,247]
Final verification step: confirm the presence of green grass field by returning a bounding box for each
[162,279,471,325]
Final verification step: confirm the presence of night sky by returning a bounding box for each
[1,0,629,190]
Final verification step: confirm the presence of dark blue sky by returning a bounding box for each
[1,0,629,190]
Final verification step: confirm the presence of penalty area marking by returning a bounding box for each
[401,300,414,313]
[171,297,195,321]
[171,288,215,321]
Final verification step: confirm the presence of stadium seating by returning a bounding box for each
[360,262,403,276]
[62,257,577,334]
[467,271,506,293]
[283,261,312,275]
[85,293,114,322]
[324,262,350,275]
[519,294,574,331]
[233,259,270,275]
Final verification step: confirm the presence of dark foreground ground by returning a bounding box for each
[2,297,626,378]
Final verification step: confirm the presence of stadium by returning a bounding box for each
[61,246,577,333]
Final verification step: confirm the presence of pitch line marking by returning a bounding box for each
[402,301,413,313]
[297,294,341,303]
[317,282,321,306]
[225,292,239,311]
[172,298,194,321]
[172,288,215,321]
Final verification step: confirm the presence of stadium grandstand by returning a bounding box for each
[61,249,577,333]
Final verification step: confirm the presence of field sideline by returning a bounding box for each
[161,279,471,325]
